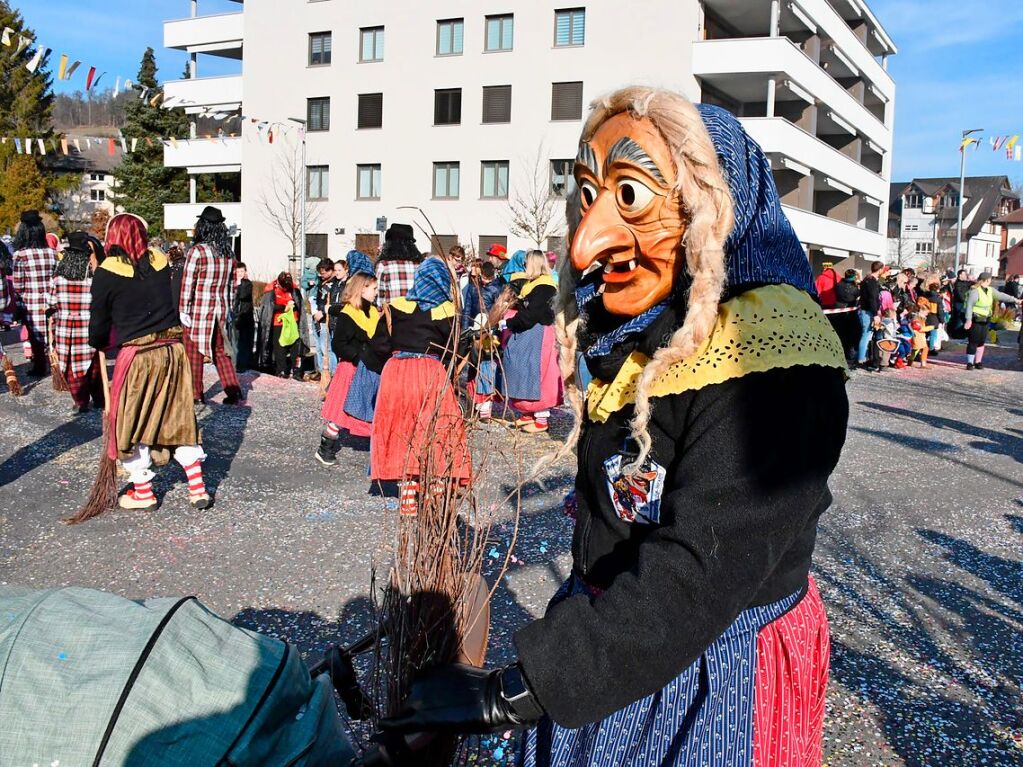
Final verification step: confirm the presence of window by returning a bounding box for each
[308,97,330,131]
[306,233,328,260]
[905,224,919,232]
[355,233,380,255]
[307,165,329,200]
[89,172,104,182]
[485,14,513,51]
[554,8,585,47]
[904,193,922,209]
[479,235,508,254]
[482,85,512,123]
[551,81,583,121]
[89,189,105,202]
[914,242,932,254]
[546,235,566,255]
[481,161,509,199]
[357,164,381,199]
[437,18,464,55]
[358,93,383,129]
[309,32,332,66]
[550,159,575,197]
[434,88,462,126]
[433,162,460,199]
[431,234,459,255]
[360,26,384,62]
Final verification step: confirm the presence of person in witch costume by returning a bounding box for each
[87,213,210,513]
[179,205,242,404]
[380,88,850,766]
[11,210,58,377]
[45,232,105,414]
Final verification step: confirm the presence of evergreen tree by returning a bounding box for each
[113,48,190,234]
[0,1,54,140]
[0,155,47,229]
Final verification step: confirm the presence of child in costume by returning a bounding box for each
[316,262,380,465]
[381,88,849,767]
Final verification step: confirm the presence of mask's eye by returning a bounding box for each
[580,180,598,210]
[616,179,656,213]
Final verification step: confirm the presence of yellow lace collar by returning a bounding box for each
[340,303,380,337]
[586,284,847,423]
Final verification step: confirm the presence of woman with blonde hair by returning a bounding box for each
[494,249,563,432]
[382,87,849,766]
[316,271,379,465]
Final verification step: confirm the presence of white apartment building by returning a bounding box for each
[163,0,897,279]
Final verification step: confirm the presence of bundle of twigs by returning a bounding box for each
[64,351,116,525]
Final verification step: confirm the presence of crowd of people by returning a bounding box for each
[0,206,568,513]
[817,261,1020,372]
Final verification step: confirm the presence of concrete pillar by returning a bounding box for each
[766,78,777,118]
[775,169,814,211]
[838,77,865,105]
[801,34,821,65]
[815,191,859,225]
[849,20,869,45]
[776,99,817,135]
[191,0,198,18]
[770,0,781,36]
[189,176,197,204]
[823,133,863,163]
[189,53,197,79]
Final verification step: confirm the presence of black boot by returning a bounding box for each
[316,434,340,466]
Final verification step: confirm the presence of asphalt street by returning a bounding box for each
[1,329,1021,766]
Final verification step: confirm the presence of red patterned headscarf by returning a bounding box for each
[104,213,149,263]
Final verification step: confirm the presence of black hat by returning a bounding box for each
[66,231,91,252]
[197,205,226,224]
[385,223,415,243]
[20,210,41,226]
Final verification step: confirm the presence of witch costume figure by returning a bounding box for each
[86,213,210,513]
[381,87,850,766]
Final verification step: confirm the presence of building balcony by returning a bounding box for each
[164,11,243,59]
[701,0,895,100]
[784,204,885,257]
[692,36,890,147]
[742,117,887,202]
[164,135,242,173]
[163,74,242,113]
[165,202,242,232]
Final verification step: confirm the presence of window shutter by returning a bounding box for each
[479,235,508,254]
[306,233,328,260]
[482,85,512,123]
[551,81,583,121]
[358,93,383,129]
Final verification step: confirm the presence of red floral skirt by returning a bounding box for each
[320,361,371,438]
[370,356,471,483]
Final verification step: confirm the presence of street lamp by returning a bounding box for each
[954,128,983,274]
[288,117,307,275]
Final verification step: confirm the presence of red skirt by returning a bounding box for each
[321,361,371,438]
[370,356,471,482]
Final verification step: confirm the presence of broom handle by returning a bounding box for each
[98,349,111,416]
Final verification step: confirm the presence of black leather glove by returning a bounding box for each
[379,662,544,735]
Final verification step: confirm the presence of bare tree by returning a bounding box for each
[508,144,565,250]
[257,138,323,262]
[51,179,92,232]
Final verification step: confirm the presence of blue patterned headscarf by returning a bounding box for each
[502,250,528,282]
[345,250,374,277]
[407,256,453,310]
[578,104,813,359]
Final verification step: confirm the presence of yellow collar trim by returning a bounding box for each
[520,274,557,298]
[586,284,847,423]
[341,303,380,337]
[389,297,455,320]
[98,249,168,278]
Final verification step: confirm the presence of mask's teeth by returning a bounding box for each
[603,262,614,274]
[627,259,637,271]
[597,284,606,295]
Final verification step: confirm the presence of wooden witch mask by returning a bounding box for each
[570,114,686,317]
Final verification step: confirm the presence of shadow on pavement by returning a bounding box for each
[0,413,102,490]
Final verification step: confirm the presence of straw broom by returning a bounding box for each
[48,320,69,392]
[2,352,22,396]
[64,350,116,524]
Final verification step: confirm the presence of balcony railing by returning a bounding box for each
[164,12,243,59]
[164,135,242,171]
[784,204,885,257]
[165,202,242,232]
[164,74,242,112]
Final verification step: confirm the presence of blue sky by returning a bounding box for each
[18,0,1023,186]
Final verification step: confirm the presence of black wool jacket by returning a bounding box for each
[506,283,556,333]
[89,253,179,348]
[362,302,454,374]
[330,306,373,364]
[514,352,848,728]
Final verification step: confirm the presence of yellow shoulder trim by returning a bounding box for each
[389,297,415,314]
[509,272,527,282]
[99,258,134,278]
[520,274,557,298]
[148,246,168,271]
[585,284,848,423]
[430,301,455,320]
[341,303,381,337]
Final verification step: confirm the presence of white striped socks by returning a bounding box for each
[324,422,341,439]
[183,461,206,498]
[133,481,155,501]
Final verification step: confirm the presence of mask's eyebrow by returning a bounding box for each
[576,142,598,179]
[604,137,666,184]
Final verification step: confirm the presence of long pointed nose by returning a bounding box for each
[571,192,634,272]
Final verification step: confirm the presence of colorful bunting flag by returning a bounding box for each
[25,45,48,73]
[64,60,81,79]
[85,66,96,90]
[57,53,68,79]
[1,27,13,46]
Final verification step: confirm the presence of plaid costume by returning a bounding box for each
[46,275,97,377]
[12,247,57,349]
[179,243,240,401]
[375,259,417,307]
